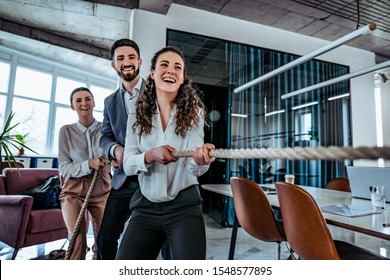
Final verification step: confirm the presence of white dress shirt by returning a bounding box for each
[109,78,143,159]
[123,107,209,202]
[124,77,143,115]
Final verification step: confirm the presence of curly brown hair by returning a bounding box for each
[133,46,206,137]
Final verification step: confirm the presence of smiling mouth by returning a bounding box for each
[122,66,135,74]
[162,77,175,83]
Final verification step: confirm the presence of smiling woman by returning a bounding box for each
[57,86,111,260]
[118,46,216,260]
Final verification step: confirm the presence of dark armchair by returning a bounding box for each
[0,168,68,259]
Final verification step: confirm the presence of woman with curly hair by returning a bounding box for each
[117,46,215,260]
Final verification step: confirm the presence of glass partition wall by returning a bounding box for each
[168,30,351,188]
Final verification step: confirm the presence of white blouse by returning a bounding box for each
[123,107,209,202]
[58,120,102,178]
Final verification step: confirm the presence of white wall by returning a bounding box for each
[381,81,390,146]
[380,79,390,166]
[132,4,379,165]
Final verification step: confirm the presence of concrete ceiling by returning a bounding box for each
[1,0,389,81]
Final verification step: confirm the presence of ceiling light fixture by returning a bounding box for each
[328,93,350,101]
[265,109,286,116]
[281,59,390,99]
[233,23,376,94]
[292,101,318,110]
[231,113,248,118]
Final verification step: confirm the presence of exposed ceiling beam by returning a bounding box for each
[0,17,111,59]
[139,0,174,14]
[83,0,139,9]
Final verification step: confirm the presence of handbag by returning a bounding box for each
[23,175,61,210]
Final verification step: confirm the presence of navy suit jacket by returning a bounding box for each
[100,80,145,189]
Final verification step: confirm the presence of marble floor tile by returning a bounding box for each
[0,213,388,260]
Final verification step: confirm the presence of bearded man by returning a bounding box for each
[96,39,144,260]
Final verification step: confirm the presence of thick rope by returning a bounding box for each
[172,145,390,160]
[61,145,388,259]
[64,169,100,260]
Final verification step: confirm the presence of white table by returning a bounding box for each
[201,183,390,259]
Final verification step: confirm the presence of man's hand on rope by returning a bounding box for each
[193,143,216,166]
[113,146,125,165]
[110,159,120,169]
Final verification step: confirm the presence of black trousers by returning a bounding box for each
[96,175,139,260]
[116,185,206,260]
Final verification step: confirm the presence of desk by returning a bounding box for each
[201,183,390,259]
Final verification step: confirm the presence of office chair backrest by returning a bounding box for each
[275,182,341,260]
[325,178,350,192]
[230,177,286,243]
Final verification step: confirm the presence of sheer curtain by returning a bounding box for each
[167,30,350,188]
[227,43,350,188]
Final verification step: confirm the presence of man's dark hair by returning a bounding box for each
[110,39,140,60]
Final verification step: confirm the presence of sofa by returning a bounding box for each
[0,168,68,259]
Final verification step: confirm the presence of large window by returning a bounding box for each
[90,85,112,112]
[0,61,10,93]
[0,61,10,129]
[0,47,116,157]
[12,98,50,155]
[295,111,312,142]
[56,76,86,105]
[14,66,52,101]
[0,95,6,129]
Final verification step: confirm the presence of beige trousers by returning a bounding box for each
[60,169,111,260]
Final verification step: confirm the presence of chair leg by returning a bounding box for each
[285,244,298,260]
[60,238,68,249]
[37,244,45,256]
[11,248,19,260]
[276,242,281,260]
[228,214,239,260]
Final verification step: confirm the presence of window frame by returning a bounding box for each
[0,46,116,156]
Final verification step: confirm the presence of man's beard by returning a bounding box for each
[117,67,140,82]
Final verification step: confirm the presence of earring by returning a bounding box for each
[149,80,154,93]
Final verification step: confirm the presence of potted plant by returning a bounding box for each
[15,133,28,156]
[0,111,37,169]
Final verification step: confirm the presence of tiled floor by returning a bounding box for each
[1,213,389,260]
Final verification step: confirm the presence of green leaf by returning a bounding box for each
[0,111,39,168]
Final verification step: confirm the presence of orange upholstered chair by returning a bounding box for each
[230,176,287,259]
[275,182,388,260]
[324,178,350,192]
